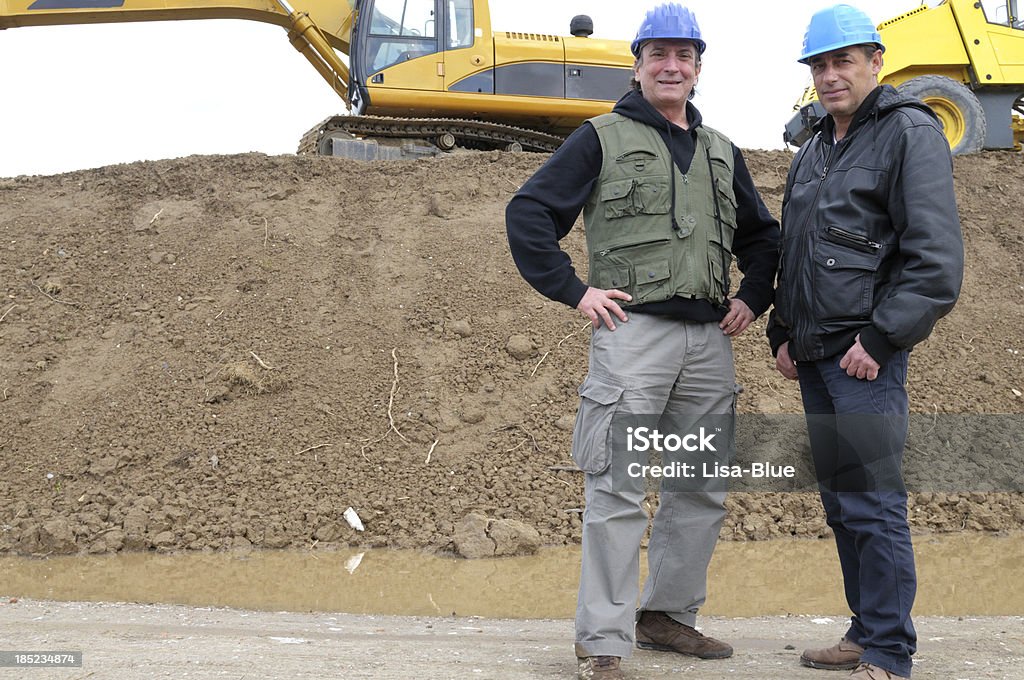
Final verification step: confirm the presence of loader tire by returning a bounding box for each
[898,75,986,155]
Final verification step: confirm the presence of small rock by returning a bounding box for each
[152,531,176,549]
[506,335,534,360]
[88,456,119,476]
[488,519,541,557]
[450,319,473,337]
[460,408,485,424]
[453,513,493,559]
[268,187,298,200]
[149,251,166,264]
[39,518,77,554]
[555,414,576,431]
[452,513,541,559]
[38,279,62,296]
[428,193,454,218]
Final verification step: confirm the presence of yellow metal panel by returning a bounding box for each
[878,2,970,83]
[563,36,633,69]
[963,24,1024,84]
[949,0,1006,82]
[989,31,1024,82]
[372,52,444,92]
[494,32,563,66]
[365,87,614,134]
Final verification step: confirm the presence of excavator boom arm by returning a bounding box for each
[0,0,356,105]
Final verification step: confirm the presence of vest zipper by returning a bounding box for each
[596,239,671,257]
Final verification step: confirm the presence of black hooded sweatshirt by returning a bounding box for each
[505,89,780,322]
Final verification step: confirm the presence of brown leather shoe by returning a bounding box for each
[848,662,909,680]
[635,611,733,659]
[800,638,864,670]
[576,655,624,680]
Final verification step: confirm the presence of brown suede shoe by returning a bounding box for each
[848,662,909,680]
[800,638,864,670]
[576,655,624,680]
[635,611,733,659]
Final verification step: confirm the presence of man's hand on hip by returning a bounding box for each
[576,286,631,330]
[775,341,798,380]
[720,298,754,337]
[840,335,880,381]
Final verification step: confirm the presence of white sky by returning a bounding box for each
[0,0,921,177]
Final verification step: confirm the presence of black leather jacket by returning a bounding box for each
[767,85,964,366]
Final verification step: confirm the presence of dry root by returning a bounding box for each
[221,360,285,395]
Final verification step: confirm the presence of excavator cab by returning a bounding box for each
[350,0,479,113]
[341,0,632,151]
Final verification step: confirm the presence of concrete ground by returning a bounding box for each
[0,600,1021,679]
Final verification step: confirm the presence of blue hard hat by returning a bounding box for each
[798,4,885,63]
[631,3,705,57]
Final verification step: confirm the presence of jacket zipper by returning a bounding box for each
[790,140,834,354]
[825,226,882,252]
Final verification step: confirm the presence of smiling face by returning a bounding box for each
[808,45,883,135]
[634,39,701,120]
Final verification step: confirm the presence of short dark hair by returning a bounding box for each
[858,43,882,60]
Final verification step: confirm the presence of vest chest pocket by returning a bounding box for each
[600,176,671,219]
[592,239,672,304]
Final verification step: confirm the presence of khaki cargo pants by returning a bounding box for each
[572,313,736,659]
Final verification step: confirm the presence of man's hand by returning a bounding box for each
[839,334,880,380]
[576,286,631,330]
[775,341,798,380]
[720,298,754,337]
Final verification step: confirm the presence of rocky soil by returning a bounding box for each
[0,149,1021,556]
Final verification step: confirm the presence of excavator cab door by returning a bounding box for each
[442,0,493,93]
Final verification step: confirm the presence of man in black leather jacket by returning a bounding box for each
[767,5,964,680]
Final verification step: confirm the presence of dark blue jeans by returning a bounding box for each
[797,351,916,678]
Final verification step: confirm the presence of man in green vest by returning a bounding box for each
[506,4,780,679]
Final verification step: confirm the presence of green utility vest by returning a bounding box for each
[583,113,738,306]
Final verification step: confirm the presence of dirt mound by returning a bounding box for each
[1,149,1021,556]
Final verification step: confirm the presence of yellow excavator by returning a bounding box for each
[784,0,1024,155]
[0,0,634,158]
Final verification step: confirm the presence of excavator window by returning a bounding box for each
[448,0,474,49]
[368,0,439,72]
[980,0,1023,28]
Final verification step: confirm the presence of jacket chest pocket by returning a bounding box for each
[812,237,882,321]
[600,176,671,219]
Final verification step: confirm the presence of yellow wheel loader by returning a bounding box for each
[0,0,634,158]
[784,0,1024,155]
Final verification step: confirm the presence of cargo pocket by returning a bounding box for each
[571,373,626,474]
[592,239,672,304]
[812,237,882,321]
